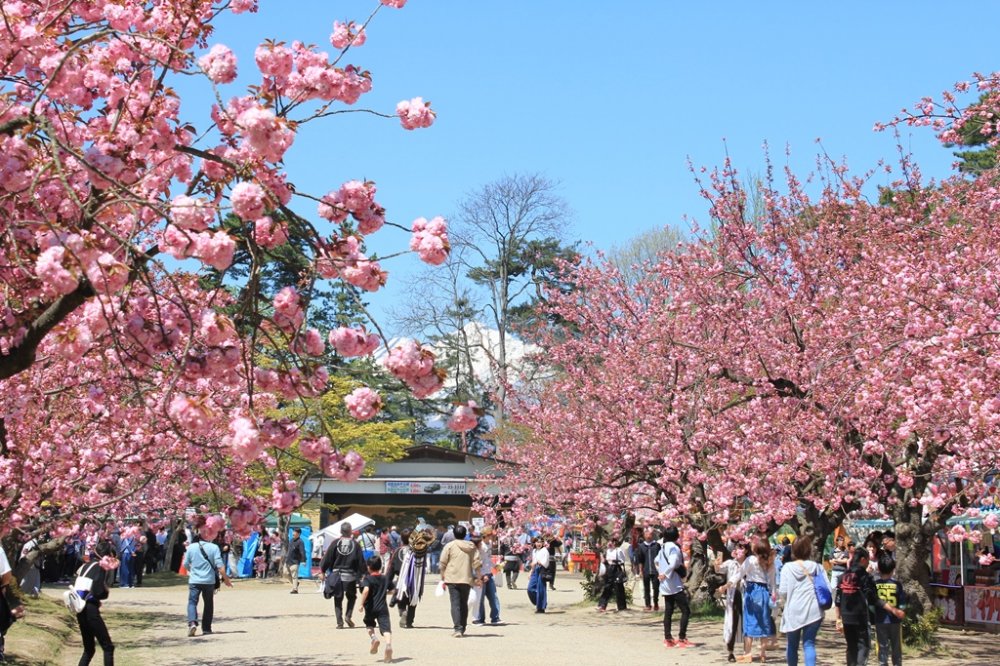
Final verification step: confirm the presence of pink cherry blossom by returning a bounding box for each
[199,45,238,84]
[171,196,216,231]
[410,216,450,265]
[344,387,382,421]
[253,216,288,249]
[35,246,78,296]
[230,181,267,220]
[328,326,380,357]
[397,97,435,130]
[984,513,999,531]
[330,21,366,49]
[447,401,479,432]
[255,42,294,78]
[380,0,407,8]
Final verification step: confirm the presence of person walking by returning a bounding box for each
[597,536,629,613]
[427,527,443,575]
[320,522,366,629]
[738,539,777,663]
[836,550,903,666]
[526,535,550,614]
[656,526,693,649]
[635,527,661,612]
[874,556,905,666]
[715,544,747,662]
[117,530,136,589]
[358,555,393,664]
[499,531,522,590]
[389,529,431,628]
[184,528,232,637]
[471,532,501,625]
[778,536,826,666]
[72,541,115,666]
[285,528,307,594]
[438,525,482,637]
[546,533,562,591]
[360,526,378,562]
[830,535,850,592]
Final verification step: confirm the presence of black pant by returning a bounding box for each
[547,560,557,589]
[334,579,358,625]
[77,602,114,666]
[727,589,743,654]
[844,622,871,666]
[448,583,471,634]
[643,572,660,608]
[133,553,145,587]
[875,623,901,666]
[503,560,520,588]
[397,601,416,627]
[662,590,690,641]
[598,580,626,610]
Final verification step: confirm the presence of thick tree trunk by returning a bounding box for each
[791,502,840,564]
[889,493,943,616]
[688,527,726,607]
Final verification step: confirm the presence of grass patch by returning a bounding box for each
[3,594,76,665]
[691,598,725,619]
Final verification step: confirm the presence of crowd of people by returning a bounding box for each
[0,518,930,666]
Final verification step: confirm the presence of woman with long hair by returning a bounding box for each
[715,543,747,662]
[737,539,777,663]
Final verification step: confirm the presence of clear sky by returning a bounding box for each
[177,1,998,331]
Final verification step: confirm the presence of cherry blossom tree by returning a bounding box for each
[495,95,1000,611]
[0,0,448,541]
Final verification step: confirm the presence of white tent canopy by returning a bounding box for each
[316,513,375,553]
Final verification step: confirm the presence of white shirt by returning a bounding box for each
[0,547,11,577]
[605,546,627,564]
[656,541,685,596]
[531,547,550,569]
[742,555,777,588]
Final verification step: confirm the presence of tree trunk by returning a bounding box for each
[790,502,840,564]
[688,527,726,607]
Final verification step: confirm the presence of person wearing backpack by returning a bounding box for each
[835,550,903,666]
[777,536,827,666]
[74,541,115,666]
[656,526,692,648]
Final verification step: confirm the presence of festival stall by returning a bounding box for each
[314,512,375,555]
[937,509,1000,629]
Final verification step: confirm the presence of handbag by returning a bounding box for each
[799,561,833,610]
[197,543,221,591]
[63,562,98,614]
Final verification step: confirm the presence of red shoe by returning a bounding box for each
[643,605,653,611]
[674,639,694,648]
[596,607,606,613]
[663,639,676,648]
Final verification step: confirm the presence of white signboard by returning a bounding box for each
[385,481,467,495]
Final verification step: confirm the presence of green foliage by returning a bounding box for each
[944,94,998,176]
[902,606,942,648]
[690,598,726,619]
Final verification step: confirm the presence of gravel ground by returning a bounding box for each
[50,572,996,665]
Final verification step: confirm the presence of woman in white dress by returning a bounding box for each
[715,544,747,662]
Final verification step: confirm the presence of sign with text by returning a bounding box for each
[964,585,1000,625]
[385,481,467,495]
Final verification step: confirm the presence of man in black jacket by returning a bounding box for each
[835,550,904,666]
[286,528,307,594]
[634,527,661,611]
[321,523,366,628]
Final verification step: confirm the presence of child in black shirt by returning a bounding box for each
[874,556,906,666]
[358,555,393,663]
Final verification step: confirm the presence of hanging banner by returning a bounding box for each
[964,585,1000,625]
[385,481,467,495]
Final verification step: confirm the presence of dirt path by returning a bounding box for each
[50,572,995,665]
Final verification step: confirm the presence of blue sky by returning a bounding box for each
[177,1,997,331]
